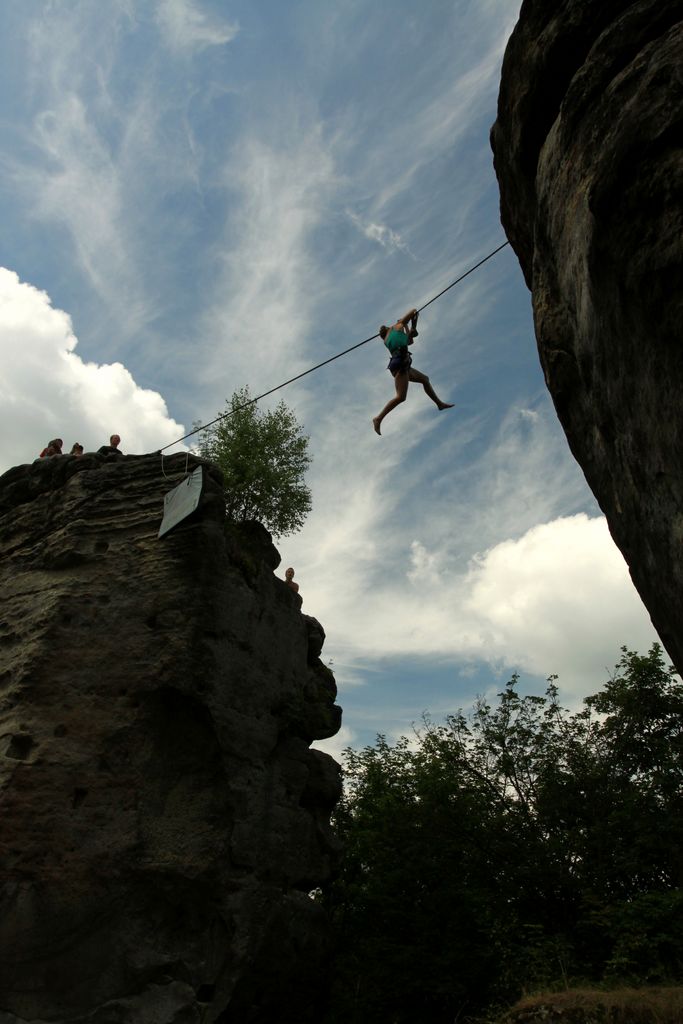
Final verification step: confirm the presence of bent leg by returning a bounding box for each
[373,370,410,434]
[408,366,453,410]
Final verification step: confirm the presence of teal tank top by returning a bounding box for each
[385,328,408,354]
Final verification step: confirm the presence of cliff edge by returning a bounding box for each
[0,452,342,1023]
[491,0,683,672]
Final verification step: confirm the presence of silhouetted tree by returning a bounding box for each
[324,645,683,1023]
[196,386,312,536]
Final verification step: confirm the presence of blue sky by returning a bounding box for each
[0,0,661,758]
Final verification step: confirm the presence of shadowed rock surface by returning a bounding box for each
[491,0,683,672]
[0,452,342,1023]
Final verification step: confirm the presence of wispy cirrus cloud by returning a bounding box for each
[197,120,341,406]
[26,96,132,304]
[5,0,235,362]
[346,210,415,257]
[155,0,239,53]
[8,6,162,346]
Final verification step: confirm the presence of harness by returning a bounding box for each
[387,348,412,375]
[385,327,411,375]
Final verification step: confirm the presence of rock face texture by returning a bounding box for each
[0,452,342,1023]
[491,1,683,672]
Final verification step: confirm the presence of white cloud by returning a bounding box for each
[407,540,442,586]
[288,504,658,702]
[460,514,659,694]
[156,0,239,53]
[0,268,185,471]
[346,210,414,257]
[519,407,539,422]
[313,724,356,763]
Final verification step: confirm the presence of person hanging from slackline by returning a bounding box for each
[372,307,453,435]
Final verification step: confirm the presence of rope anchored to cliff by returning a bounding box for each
[158,240,510,453]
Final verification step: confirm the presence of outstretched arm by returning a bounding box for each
[397,307,418,328]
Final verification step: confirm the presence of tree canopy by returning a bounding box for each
[323,645,683,1023]
[196,386,312,537]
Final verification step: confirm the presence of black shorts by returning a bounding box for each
[388,350,412,376]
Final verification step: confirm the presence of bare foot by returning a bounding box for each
[438,403,454,411]
[372,417,382,435]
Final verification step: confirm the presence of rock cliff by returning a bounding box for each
[491,0,683,672]
[0,452,342,1023]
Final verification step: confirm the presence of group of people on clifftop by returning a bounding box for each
[38,434,124,460]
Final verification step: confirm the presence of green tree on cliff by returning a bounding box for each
[196,386,312,536]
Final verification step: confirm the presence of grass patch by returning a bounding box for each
[500,986,683,1023]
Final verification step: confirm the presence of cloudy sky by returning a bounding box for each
[0,0,662,758]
